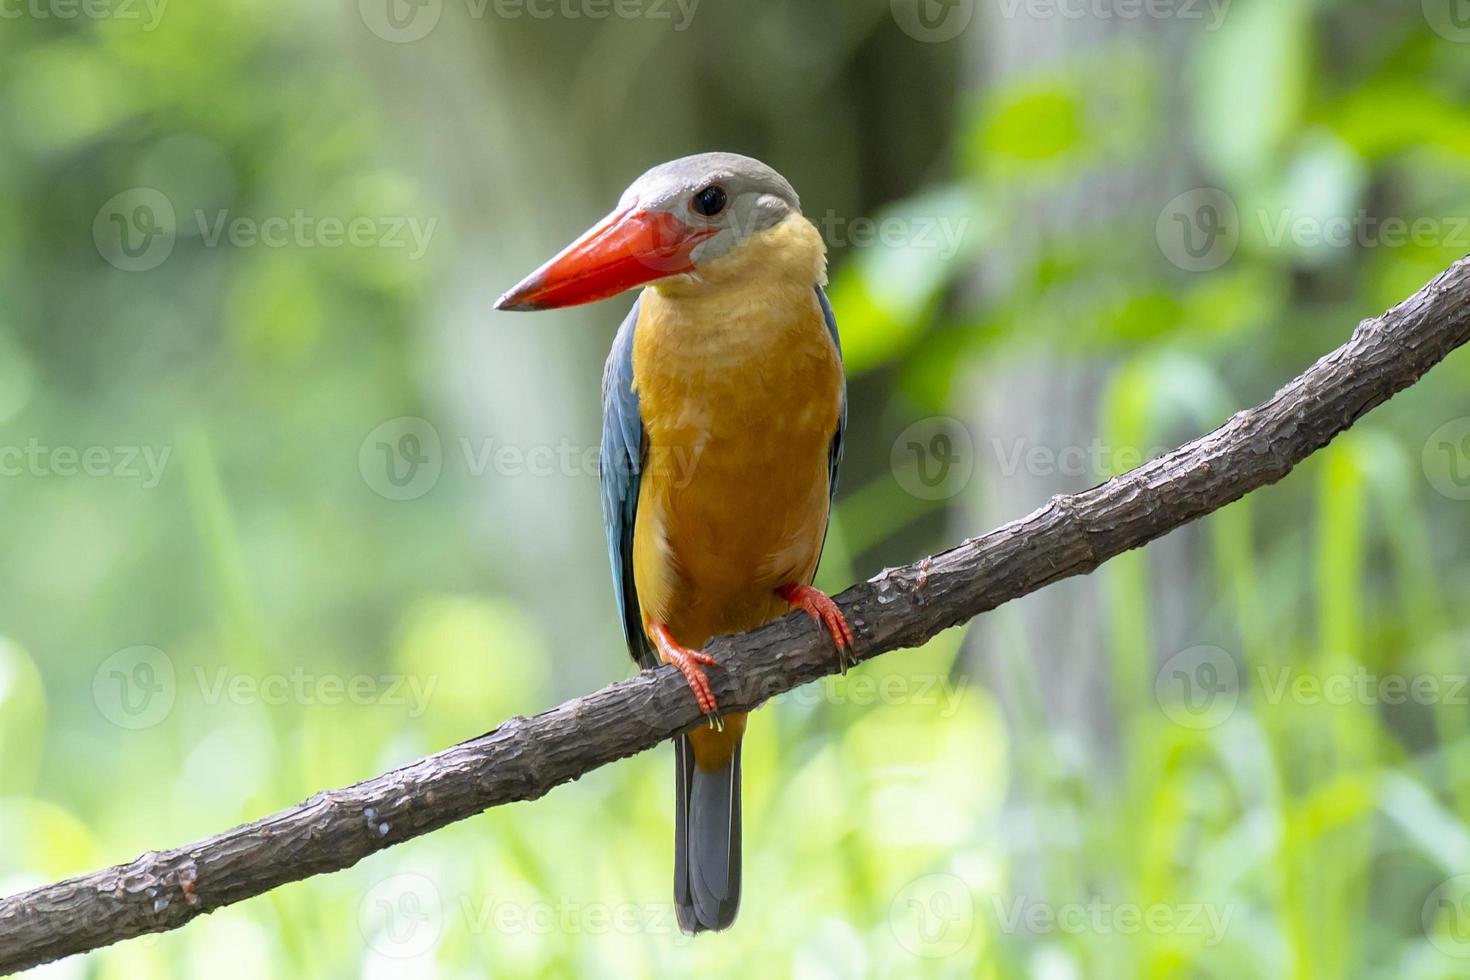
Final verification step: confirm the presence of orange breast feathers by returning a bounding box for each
[629,213,843,656]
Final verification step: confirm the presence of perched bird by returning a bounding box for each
[495,152,852,934]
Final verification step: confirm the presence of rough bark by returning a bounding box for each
[3,257,1469,974]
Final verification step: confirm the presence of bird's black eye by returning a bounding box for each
[691,184,727,218]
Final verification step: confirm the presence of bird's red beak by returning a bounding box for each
[494,206,717,311]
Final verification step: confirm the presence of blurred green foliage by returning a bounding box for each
[3,0,1470,976]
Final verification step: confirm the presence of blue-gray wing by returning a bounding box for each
[601,297,656,669]
[817,285,846,513]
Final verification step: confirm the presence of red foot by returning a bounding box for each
[778,583,855,669]
[649,623,719,716]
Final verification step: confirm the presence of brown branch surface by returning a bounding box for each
[4,257,1470,974]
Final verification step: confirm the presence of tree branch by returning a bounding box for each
[5,257,1470,974]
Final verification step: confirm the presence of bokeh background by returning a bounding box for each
[4,0,1470,976]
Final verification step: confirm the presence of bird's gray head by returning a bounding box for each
[617,152,801,267]
[495,152,805,311]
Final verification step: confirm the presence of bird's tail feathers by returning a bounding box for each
[674,732,742,933]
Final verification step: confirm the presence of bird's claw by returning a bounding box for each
[778,583,855,674]
[649,623,722,717]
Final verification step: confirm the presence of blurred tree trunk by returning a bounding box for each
[353,21,683,694]
[957,6,1196,775]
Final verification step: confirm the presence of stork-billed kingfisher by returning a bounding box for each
[495,152,852,934]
